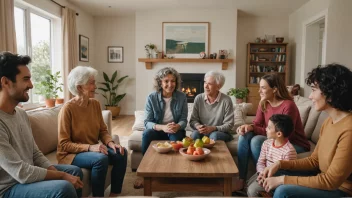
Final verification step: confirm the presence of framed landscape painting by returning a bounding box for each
[79,35,89,62]
[162,22,209,58]
[108,46,123,63]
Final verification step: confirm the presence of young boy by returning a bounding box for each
[246,114,297,197]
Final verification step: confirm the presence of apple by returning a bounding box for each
[187,146,195,155]
[193,151,200,155]
[196,147,204,155]
[183,137,193,148]
[202,136,210,144]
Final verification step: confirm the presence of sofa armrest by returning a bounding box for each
[102,110,112,135]
[112,134,120,145]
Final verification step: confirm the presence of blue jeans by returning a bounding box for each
[272,170,347,198]
[191,130,233,142]
[3,164,83,198]
[142,128,185,155]
[237,132,306,179]
[72,147,127,196]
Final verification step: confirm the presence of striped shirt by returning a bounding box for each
[256,139,297,173]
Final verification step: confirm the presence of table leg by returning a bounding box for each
[144,177,152,196]
[223,177,232,196]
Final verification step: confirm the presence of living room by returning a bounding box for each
[1,0,352,197]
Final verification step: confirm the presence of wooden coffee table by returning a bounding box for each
[137,140,238,196]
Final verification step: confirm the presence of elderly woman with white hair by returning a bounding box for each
[56,66,127,197]
[190,71,234,142]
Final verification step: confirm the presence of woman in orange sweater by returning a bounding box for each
[260,64,352,197]
[57,66,127,197]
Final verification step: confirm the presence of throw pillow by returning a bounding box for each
[185,103,194,131]
[232,103,253,133]
[132,110,145,131]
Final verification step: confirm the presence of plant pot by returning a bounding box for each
[106,106,121,119]
[55,98,64,105]
[236,98,244,104]
[45,99,56,108]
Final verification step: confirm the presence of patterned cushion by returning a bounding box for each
[232,103,253,133]
[132,111,145,131]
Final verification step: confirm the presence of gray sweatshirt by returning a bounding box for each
[190,93,234,132]
[0,107,51,197]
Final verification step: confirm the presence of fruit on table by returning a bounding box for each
[186,145,195,155]
[196,147,204,155]
[182,137,193,148]
[194,139,204,148]
[202,136,210,144]
[156,142,171,148]
[171,142,183,151]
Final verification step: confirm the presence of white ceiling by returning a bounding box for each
[67,0,309,17]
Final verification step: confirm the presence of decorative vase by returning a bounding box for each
[45,99,56,108]
[236,98,244,104]
[106,106,121,119]
[55,98,64,105]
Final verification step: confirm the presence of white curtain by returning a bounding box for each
[0,0,17,53]
[62,7,78,101]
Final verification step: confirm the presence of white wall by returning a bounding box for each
[135,9,237,110]
[236,16,289,88]
[94,16,136,115]
[288,0,330,85]
[324,0,352,67]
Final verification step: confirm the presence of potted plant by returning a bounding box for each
[35,70,63,107]
[98,71,128,118]
[227,87,249,104]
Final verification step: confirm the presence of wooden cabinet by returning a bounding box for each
[246,42,290,114]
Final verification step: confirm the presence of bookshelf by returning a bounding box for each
[246,42,290,115]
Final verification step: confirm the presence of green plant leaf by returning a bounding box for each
[98,88,108,92]
[111,71,117,84]
[103,72,110,83]
[117,75,128,83]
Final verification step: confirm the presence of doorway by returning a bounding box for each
[301,11,327,97]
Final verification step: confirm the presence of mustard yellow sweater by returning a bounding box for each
[280,114,352,195]
[56,98,112,164]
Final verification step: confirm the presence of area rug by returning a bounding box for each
[104,136,223,197]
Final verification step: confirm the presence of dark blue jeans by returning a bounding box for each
[272,170,347,198]
[237,132,306,179]
[3,164,83,198]
[191,130,233,142]
[142,128,185,155]
[71,147,127,197]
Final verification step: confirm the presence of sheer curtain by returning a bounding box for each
[62,7,78,101]
[0,0,17,53]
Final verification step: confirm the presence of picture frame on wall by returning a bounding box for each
[162,22,209,58]
[108,46,123,63]
[79,35,89,62]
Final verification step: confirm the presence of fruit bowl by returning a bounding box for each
[152,143,172,153]
[179,148,211,161]
[203,140,216,148]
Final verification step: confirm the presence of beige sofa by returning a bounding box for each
[128,96,328,171]
[26,105,118,197]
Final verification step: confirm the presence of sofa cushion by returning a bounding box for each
[128,130,143,151]
[26,105,62,155]
[185,103,194,131]
[233,103,253,133]
[132,111,145,131]
[297,105,311,127]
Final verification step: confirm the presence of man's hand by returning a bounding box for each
[89,144,108,155]
[167,122,180,133]
[47,165,57,171]
[197,125,215,135]
[236,124,253,135]
[263,176,284,192]
[107,141,125,155]
[62,173,84,189]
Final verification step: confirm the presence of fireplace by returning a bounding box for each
[180,73,205,103]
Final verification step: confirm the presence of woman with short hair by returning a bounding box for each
[260,63,352,197]
[57,66,127,197]
[141,67,188,155]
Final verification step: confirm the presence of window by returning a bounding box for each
[14,3,62,109]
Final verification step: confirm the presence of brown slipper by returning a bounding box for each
[133,178,144,189]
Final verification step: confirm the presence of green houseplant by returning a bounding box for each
[227,87,249,104]
[98,71,128,118]
[35,70,63,107]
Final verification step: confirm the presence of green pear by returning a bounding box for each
[194,139,204,148]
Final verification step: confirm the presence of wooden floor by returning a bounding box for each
[111,115,135,136]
